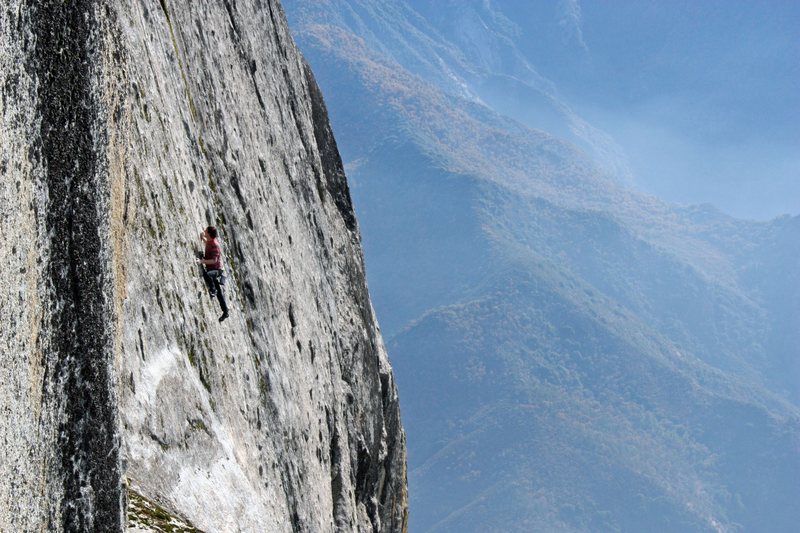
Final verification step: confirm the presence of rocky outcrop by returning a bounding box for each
[0,1,407,531]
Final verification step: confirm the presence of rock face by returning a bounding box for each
[0,1,407,531]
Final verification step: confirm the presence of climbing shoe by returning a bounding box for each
[219,311,229,323]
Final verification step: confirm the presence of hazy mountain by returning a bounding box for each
[406,0,800,219]
[284,1,800,531]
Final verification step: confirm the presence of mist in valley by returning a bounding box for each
[285,1,800,531]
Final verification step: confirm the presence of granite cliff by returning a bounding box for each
[0,1,407,531]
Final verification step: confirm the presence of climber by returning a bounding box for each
[196,225,230,322]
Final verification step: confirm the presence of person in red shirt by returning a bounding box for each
[196,225,229,322]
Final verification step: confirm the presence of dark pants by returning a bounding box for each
[203,269,228,313]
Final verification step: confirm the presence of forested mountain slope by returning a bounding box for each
[285,1,800,531]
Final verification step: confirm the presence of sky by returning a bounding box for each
[549,0,800,220]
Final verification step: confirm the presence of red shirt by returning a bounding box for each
[204,238,223,270]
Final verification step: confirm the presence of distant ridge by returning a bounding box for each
[285,1,800,531]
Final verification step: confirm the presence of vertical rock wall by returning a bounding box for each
[1,1,123,530]
[1,0,407,531]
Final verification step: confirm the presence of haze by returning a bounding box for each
[474,0,800,219]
